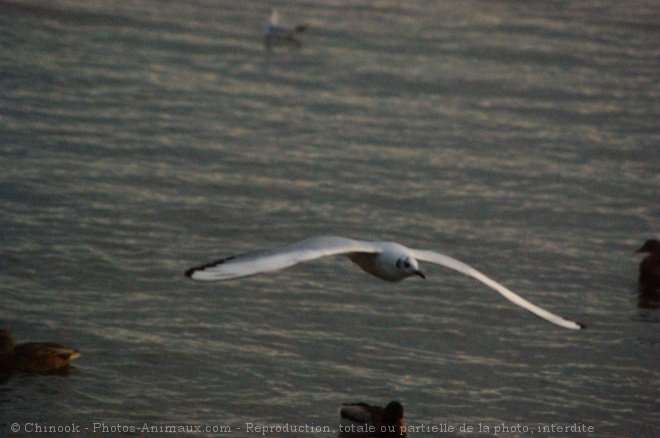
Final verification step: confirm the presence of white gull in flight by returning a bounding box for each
[263,9,307,50]
[185,236,584,330]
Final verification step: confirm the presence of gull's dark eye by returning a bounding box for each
[404,260,411,268]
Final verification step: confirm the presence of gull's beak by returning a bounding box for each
[415,270,426,279]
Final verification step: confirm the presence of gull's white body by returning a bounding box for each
[185,236,584,330]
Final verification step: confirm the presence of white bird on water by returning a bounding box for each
[185,236,584,330]
[262,9,307,50]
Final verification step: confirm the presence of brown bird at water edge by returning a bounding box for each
[0,329,80,374]
[635,239,660,308]
[636,239,660,292]
[339,401,407,437]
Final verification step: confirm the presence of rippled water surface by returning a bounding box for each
[1,0,658,436]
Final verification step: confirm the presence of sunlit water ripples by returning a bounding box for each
[1,0,658,436]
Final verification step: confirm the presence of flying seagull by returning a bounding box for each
[185,236,584,330]
[263,9,307,50]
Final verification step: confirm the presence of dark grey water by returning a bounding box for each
[1,0,658,436]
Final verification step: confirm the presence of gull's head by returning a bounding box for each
[396,256,425,279]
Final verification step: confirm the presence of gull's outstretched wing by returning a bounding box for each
[411,249,584,330]
[186,236,381,281]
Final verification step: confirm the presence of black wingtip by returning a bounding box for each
[185,256,234,279]
[184,268,196,278]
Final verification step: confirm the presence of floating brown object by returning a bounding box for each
[0,329,80,373]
